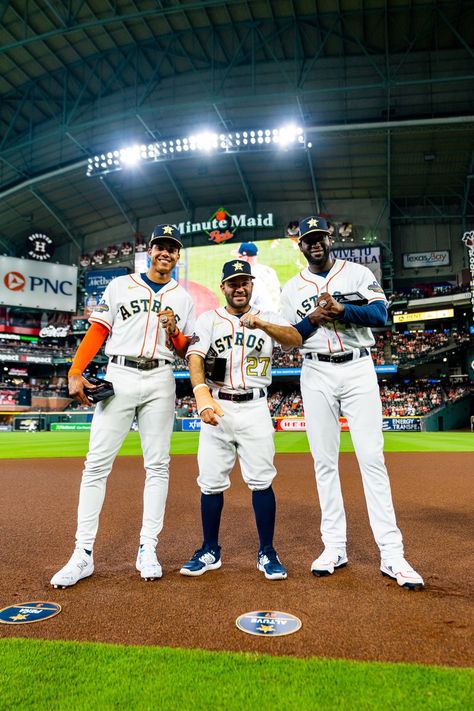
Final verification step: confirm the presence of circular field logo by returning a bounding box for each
[0,601,61,624]
[236,610,302,637]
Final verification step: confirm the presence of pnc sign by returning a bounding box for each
[3,270,73,295]
[0,257,77,312]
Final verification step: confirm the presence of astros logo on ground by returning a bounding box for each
[0,601,61,624]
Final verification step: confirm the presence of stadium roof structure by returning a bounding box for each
[0,0,473,256]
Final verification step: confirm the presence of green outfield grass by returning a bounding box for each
[0,430,472,459]
[1,639,472,711]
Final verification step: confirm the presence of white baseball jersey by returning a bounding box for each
[187,306,290,390]
[280,257,404,559]
[89,272,195,360]
[250,263,281,313]
[281,260,387,353]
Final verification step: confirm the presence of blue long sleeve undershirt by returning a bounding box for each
[340,300,388,327]
[294,300,388,341]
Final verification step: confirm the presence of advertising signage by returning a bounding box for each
[393,308,454,323]
[0,257,77,312]
[84,267,129,295]
[403,251,450,269]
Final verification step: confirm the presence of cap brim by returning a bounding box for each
[149,236,183,248]
[299,228,331,240]
[221,274,255,283]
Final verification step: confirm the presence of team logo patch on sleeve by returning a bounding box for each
[188,333,200,344]
[367,280,384,294]
[94,301,110,312]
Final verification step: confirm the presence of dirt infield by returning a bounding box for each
[1,453,472,667]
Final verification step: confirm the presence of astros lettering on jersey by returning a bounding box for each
[89,273,195,360]
[281,259,387,353]
[187,307,291,390]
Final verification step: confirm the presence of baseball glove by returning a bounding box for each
[83,376,115,403]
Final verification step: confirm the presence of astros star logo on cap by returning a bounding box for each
[162,225,174,235]
[307,218,319,228]
[232,261,244,271]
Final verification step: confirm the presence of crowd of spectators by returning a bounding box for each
[0,338,77,359]
[389,283,470,301]
[389,329,470,365]
[1,378,470,417]
[2,327,469,373]
[263,380,471,419]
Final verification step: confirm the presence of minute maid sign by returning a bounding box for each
[177,208,274,244]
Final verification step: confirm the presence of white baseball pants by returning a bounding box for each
[75,361,175,550]
[301,355,404,559]
[197,397,276,494]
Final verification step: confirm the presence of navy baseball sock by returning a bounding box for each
[252,486,276,551]
[201,492,224,550]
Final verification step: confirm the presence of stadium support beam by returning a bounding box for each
[65,130,139,232]
[0,234,12,254]
[29,188,81,249]
[136,113,193,217]
[213,103,255,212]
[296,96,322,214]
[462,150,474,231]
[98,178,137,232]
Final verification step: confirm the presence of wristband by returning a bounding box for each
[193,383,208,394]
[294,316,318,340]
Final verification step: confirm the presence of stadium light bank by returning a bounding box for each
[86,125,311,177]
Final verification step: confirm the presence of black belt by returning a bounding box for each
[216,388,266,402]
[305,347,369,364]
[111,355,172,370]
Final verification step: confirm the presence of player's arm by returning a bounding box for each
[338,300,388,326]
[68,322,110,406]
[188,354,224,427]
[240,314,302,348]
[315,291,388,326]
[157,309,190,358]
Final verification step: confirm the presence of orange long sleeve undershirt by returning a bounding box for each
[68,322,110,376]
[169,329,190,359]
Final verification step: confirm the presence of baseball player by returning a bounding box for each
[237,242,281,312]
[51,224,195,588]
[279,216,424,590]
[179,259,301,580]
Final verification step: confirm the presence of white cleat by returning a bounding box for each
[136,544,162,581]
[311,548,348,577]
[50,548,94,589]
[380,558,424,590]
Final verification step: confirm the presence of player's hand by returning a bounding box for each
[194,384,224,426]
[317,292,345,318]
[158,309,178,348]
[307,307,335,327]
[157,309,178,335]
[239,313,262,330]
[68,373,96,406]
[200,404,224,426]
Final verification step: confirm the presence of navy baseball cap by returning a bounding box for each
[149,224,183,248]
[298,216,331,240]
[221,260,255,283]
[238,242,258,256]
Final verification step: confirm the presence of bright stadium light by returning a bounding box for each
[86,125,308,176]
[119,145,141,166]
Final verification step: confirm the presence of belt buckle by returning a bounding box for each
[136,356,149,370]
